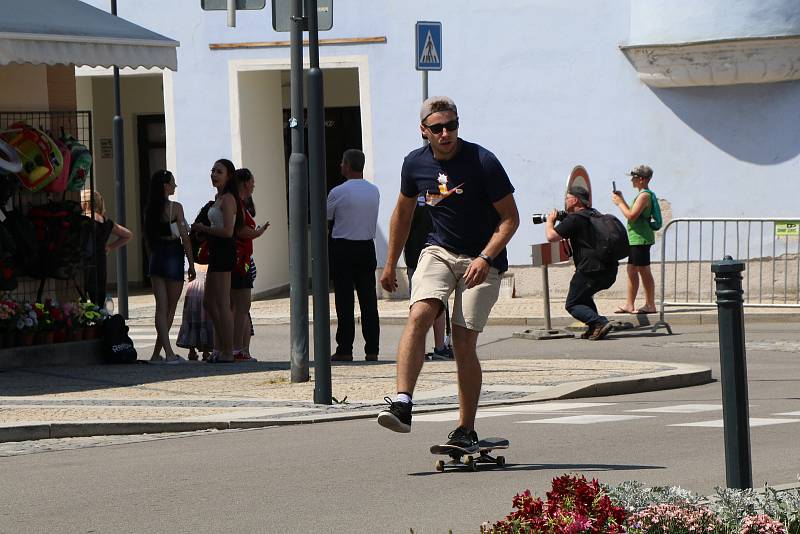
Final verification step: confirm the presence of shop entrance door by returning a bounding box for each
[137,114,167,285]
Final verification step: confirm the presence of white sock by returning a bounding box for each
[396,393,412,404]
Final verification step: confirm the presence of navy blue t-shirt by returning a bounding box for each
[400,139,515,272]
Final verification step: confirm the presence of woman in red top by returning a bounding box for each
[231,168,269,361]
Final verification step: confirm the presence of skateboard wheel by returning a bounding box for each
[435,460,445,472]
[496,456,506,468]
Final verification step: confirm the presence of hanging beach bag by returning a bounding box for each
[43,135,71,193]
[62,134,92,191]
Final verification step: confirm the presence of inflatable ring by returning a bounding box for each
[0,138,22,174]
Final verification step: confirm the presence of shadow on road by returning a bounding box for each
[408,463,665,476]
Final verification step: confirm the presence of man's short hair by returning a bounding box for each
[420,96,458,123]
[628,165,653,179]
[567,185,591,207]
[342,149,365,172]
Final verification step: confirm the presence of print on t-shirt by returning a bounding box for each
[424,172,464,206]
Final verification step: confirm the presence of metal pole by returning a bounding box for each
[111,0,128,318]
[288,0,309,383]
[305,0,331,404]
[712,255,753,489]
[227,0,236,27]
[541,265,552,331]
[421,71,429,151]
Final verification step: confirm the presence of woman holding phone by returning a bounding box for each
[230,168,269,361]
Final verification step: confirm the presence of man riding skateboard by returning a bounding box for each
[377,96,520,453]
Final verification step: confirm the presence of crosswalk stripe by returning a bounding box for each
[414,411,508,422]
[483,402,615,413]
[670,418,800,428]
[518,414,655,425]
[627,404,722,414]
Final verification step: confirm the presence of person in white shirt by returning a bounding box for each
[326,149,381,362]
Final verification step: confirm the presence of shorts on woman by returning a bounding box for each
[628,244,652,267]
[231,269,254,289]
[148,239,185,281]
[208,236,236,272]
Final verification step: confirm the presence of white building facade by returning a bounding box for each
[76,0,800,296]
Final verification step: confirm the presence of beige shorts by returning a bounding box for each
[410,245,501,332]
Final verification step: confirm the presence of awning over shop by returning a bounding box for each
[0,0,179,70]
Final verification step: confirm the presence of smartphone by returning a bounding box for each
[612,180,617,192]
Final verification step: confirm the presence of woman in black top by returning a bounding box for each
[190,159,241,363]
[144,170,195,364]
[81,190,132,306]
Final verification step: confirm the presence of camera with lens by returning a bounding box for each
[532,210,567,225]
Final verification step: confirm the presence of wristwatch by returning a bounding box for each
[478,253,492,264]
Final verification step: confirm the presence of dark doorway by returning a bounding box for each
[282,105,362,284]
[282,106,363,198]
[137,114,167,285]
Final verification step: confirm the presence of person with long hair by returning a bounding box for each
[144,170,196,364]
[231,168,268,362]
[80,190,133,306]
[191,159,241,363]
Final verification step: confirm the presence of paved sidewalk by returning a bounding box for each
[0,357,711,443]
[4,286,796,443]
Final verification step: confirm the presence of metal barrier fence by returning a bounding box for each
[658,218,800,323]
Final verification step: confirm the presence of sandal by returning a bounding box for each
[636,307,657,314]
[165,355,187,365]
[615,307,636,314]
[234,351,257,362]
[149,354,164,364]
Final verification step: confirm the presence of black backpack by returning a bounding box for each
[101,314,138,364]
[578,210,629,270]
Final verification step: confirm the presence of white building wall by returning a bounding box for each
[630,0,800,44]
[78,0,800,270]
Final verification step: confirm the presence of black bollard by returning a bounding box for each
[711,255,753,489]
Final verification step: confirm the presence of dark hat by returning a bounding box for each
[629,164,653,179]
[567,185,591,207]
[420,96,458,122]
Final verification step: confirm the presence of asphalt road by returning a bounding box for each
[1,322,799,534]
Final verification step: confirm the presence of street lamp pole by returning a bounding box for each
[305,0,331,404]
[288,0,310,382]
[110,0,128,318]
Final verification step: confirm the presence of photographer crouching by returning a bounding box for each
[544,186,619,340]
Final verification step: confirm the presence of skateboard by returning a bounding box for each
[430,437,509,472]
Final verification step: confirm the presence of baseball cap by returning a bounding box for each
[629,165,653,179]
[567,185,591,207]
[420,96,458,123]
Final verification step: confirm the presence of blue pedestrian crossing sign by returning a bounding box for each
[415,21,442,71]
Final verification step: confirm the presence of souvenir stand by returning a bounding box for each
[0,110,106,366]
[0,0,179,368]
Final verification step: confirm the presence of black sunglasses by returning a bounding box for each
[424,118,459,134]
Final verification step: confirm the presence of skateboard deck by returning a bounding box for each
[430,437,509,472]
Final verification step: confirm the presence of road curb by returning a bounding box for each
[0,362,712,444]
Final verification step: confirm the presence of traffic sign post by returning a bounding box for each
[200,0,266,27]
[273,0,332,31]
[416,21,441,146]
[415,21,442,71]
